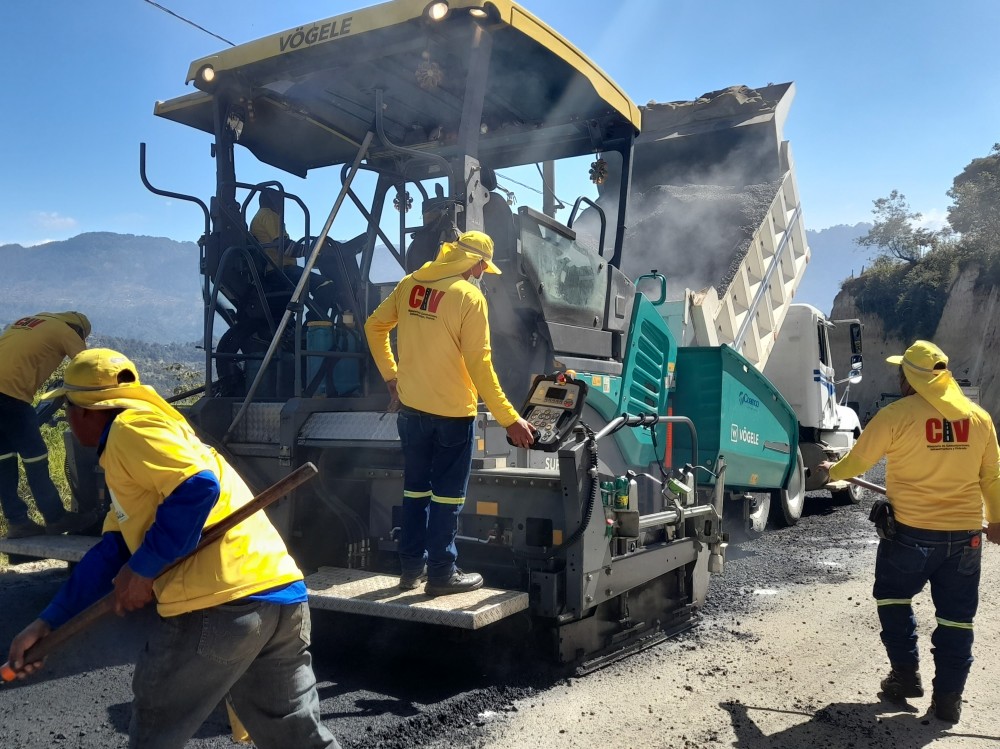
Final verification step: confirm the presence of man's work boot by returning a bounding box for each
[398,565,428,591]
[880,665,924,703]
[45,511,97,536]
[930,692,962,723]
[425,569,484,597]
[5,519,45,539]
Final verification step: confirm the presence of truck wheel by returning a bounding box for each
[770,449,805,528]
[832,482,862,505]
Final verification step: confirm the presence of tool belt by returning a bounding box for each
[869,498,897,540]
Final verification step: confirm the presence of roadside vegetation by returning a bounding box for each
[845,144,1000,339]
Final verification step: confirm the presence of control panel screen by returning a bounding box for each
[545,386,568,401]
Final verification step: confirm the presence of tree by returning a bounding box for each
[947,143,1000,251]
[854,190,949,263]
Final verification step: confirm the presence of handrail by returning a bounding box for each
[225,131,375,443]
[238,180,312,243]
[206,244,274,354]
[567,196,607,257]
[592,413,699,470]
[139,142,213,388]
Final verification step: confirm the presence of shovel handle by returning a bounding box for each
[848,476,886,495]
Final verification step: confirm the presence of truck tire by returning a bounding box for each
[770,449,805,528]
[832,482,862,505]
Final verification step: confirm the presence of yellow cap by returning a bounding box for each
[886,340,972,422]
[41,348,140,407]
[414,230,501,281]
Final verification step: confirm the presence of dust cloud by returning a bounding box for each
[578,86,787,301]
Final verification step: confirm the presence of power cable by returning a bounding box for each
[495,170,570,211]
[142,0,236,47]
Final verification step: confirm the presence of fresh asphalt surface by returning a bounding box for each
[0,478,877,749]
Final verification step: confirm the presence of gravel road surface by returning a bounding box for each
[2,464,999,748]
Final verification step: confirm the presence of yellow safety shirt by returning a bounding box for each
[829,394,1000,530]
[365,272,519,426]
[0,314,86,403]
[249,206,295,269]
[99,401,302,617]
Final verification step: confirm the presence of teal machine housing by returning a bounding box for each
[578,293,678,468]
[581,287,797,491]
[670,345,798,491]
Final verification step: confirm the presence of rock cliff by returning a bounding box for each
[831,262,1000,423]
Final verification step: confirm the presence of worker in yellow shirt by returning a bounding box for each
[0,311,96,538]
[365,231,535,596]
[5,349,340,749]
[819,340,1000,724]
[249,188,364,319]
[249,188,295,269]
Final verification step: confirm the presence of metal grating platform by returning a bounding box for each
[298,411,400,443]
[0,535,100,563]
[305,566,529,629]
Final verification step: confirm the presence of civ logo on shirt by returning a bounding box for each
[407,284,446,317]
[925,418,970,445]
[12,316,45,330]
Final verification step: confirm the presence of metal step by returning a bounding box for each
[305,566,529,630]
[0,541,530,631]
[0,535,100,563]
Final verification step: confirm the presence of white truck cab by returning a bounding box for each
[764,304,863,502]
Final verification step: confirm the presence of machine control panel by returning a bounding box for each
[511,373,589,452]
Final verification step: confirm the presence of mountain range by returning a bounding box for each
[0,232,202,343]
[1,226,870,342]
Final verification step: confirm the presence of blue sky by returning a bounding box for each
[2,0,997,249]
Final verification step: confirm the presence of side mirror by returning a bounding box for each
[635,272,667,306]
[850,323,863,355]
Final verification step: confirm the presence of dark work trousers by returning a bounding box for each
[0,392,66,524]
[396,407,475,584]
[873,523,982,695]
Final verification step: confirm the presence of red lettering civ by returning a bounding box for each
[926,419,942,443]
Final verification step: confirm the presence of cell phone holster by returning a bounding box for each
[869,498,897,540]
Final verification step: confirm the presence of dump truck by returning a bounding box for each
[580,84,867,523]
[3,0,814,669]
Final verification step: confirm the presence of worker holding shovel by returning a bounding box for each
[818,340,1000,725]
[5,348,340,749]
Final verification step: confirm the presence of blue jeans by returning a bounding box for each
[873,523,982,695]
[130,601,339,749]
[396,408,474,583]
[0,392,67,523]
